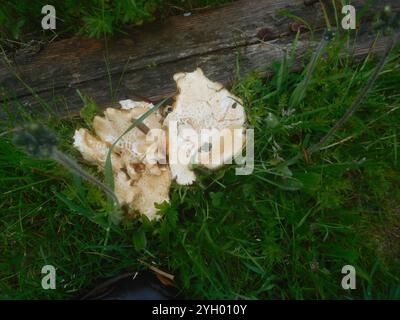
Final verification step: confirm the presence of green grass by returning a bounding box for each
[1,33,400,299]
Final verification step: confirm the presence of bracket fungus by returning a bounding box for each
[73,68,246,220]
[165,68,246,185]
[74,101,171,221]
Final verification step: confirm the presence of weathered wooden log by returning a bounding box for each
[0,0,399,119]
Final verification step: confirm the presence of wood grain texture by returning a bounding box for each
[0,0,399,118]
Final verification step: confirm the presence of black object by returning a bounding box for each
[78,270,181,300]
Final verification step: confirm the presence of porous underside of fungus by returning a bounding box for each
[73,68,246,220]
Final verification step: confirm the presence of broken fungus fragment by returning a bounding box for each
[73,100,171,221]
[164,68,246,185]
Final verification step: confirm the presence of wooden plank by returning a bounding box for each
[0,0,399,118]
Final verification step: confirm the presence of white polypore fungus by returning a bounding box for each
[73,101,171,221]
[73,68,247,220]
[164,68,246,185]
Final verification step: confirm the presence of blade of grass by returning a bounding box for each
[104,95,172,192]
[289,30,333,108]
